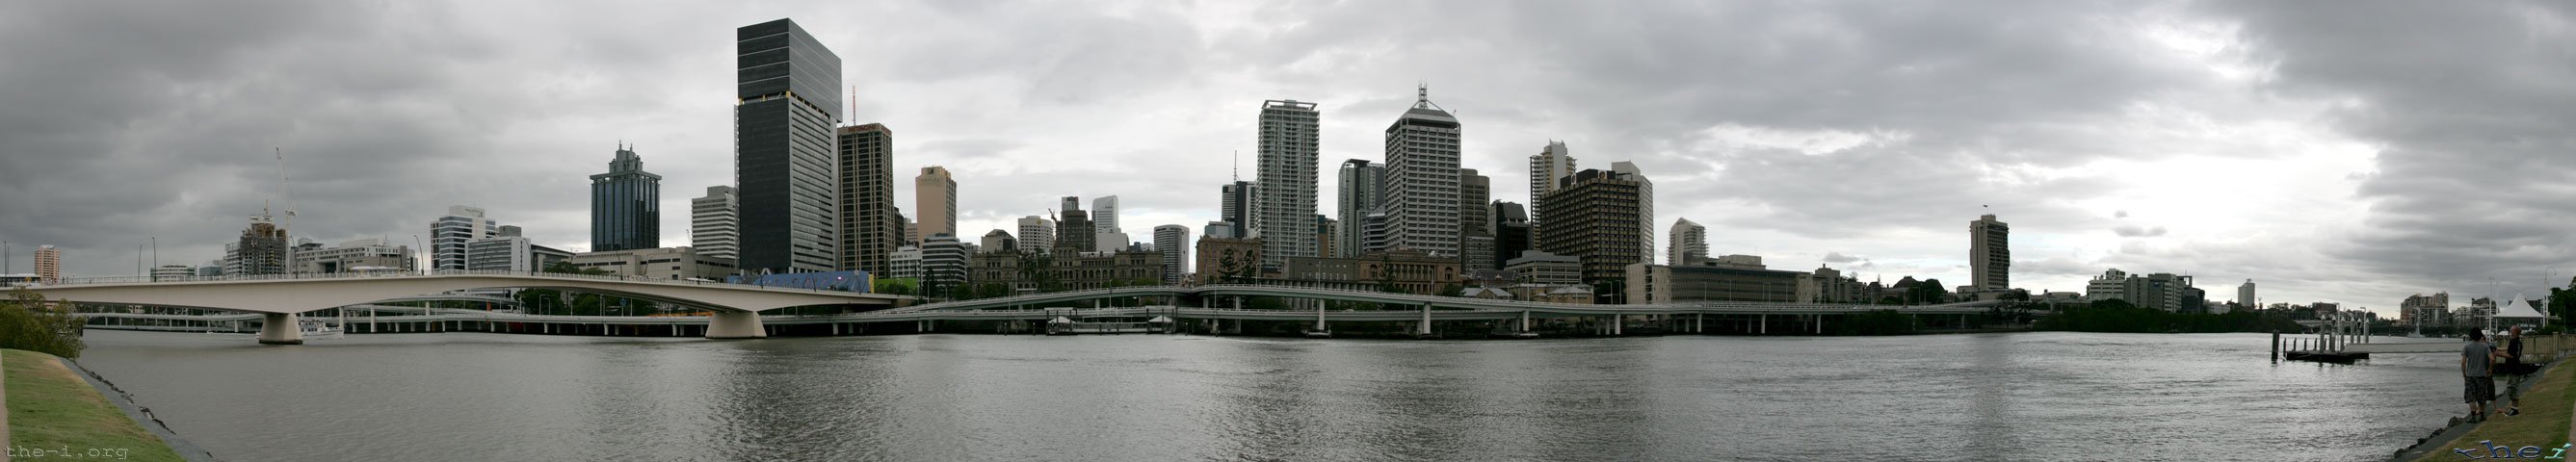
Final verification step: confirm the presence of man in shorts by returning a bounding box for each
[2463,329,2495,423]
[2495,326,2528,417]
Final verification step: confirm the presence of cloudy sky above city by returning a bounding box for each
[2,1,2570,314]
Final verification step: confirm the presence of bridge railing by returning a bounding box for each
[26,269,907,298]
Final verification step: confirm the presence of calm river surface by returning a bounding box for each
[74,330,2457,461]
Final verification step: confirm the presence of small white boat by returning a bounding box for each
[300,318,346,340]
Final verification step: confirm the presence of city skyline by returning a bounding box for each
[2,2,2571,316]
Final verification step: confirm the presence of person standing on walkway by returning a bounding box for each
[2495,326,2527,417]
[2463,329,2496,423]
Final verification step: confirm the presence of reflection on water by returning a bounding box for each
[74,330,2457,461]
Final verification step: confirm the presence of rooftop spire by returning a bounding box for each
[1415,83,1430,108]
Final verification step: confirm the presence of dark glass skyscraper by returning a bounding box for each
[735,18,841,273]
[591,144,661,252]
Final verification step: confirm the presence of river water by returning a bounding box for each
[72,330,2460,461]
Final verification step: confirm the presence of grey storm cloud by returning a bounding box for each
[0,0,2564,311]
[2209,1,2576,290]
[2112,225,2169,238]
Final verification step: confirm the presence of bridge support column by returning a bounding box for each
[1418,303,1433,336]
[1760,314,1768,335]
[257,313,303,345]
[1521,311,1531,332]
[705,311,768,339]
[1612,315,1622,336]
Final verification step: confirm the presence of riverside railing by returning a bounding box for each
[20,270,905,297]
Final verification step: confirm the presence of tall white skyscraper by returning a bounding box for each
[430,205,498,270]
[1093,195,1127,251]
[1016,216,1056,253]
[1528,141,1576,224]
[1153,224,1190,284]
[1381,86,1461,257]
[692,186,740,262]
[2239,280,2256,308]
[1252,99,1321,271]
[1612,161,1653,265]
[1668,218,1706,266]
[1971,214,2011,291]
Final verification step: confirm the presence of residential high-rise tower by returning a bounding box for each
[1970,214,2010,291]
[1669,218,1707,266]
[1528,141,1576,224]
[1252,99,1321,272]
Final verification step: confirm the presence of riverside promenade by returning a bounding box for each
[2396,357,2575,461]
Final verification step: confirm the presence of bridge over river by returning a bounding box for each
[21,271,2011,344]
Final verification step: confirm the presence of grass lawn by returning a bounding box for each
[4,348,186,462]
[2411,362,2576,461]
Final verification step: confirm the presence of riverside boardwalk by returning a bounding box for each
[3,349,186,462]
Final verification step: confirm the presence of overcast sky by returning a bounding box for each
[3,1,2570,315]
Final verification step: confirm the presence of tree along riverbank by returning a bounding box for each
[2034,300,2305,333]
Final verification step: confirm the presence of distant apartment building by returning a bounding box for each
[1669,218,1708,266]
[2402,292,2452,327]
[1335,159,1383,258]
[1969,214,2010,291]
[1092,195,1124,251]
[887,245,922,280]
[691,186,740,262]
[2083,269,2194,311]
[1528,141,1576,226]
[590,144,660,252]
[34,244,60,284]
[1796,266,1869,303]
[1154,224,1191,284]
[919,233,969,294]
[2238,279,2256,307]
[1016,216,1056,253]
[430,206,498,271]
[916,166,957,240]
[1536,167,1650,286]
[1253,99,1322,272]
[837,123,897,274]
[464,231,570,273]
